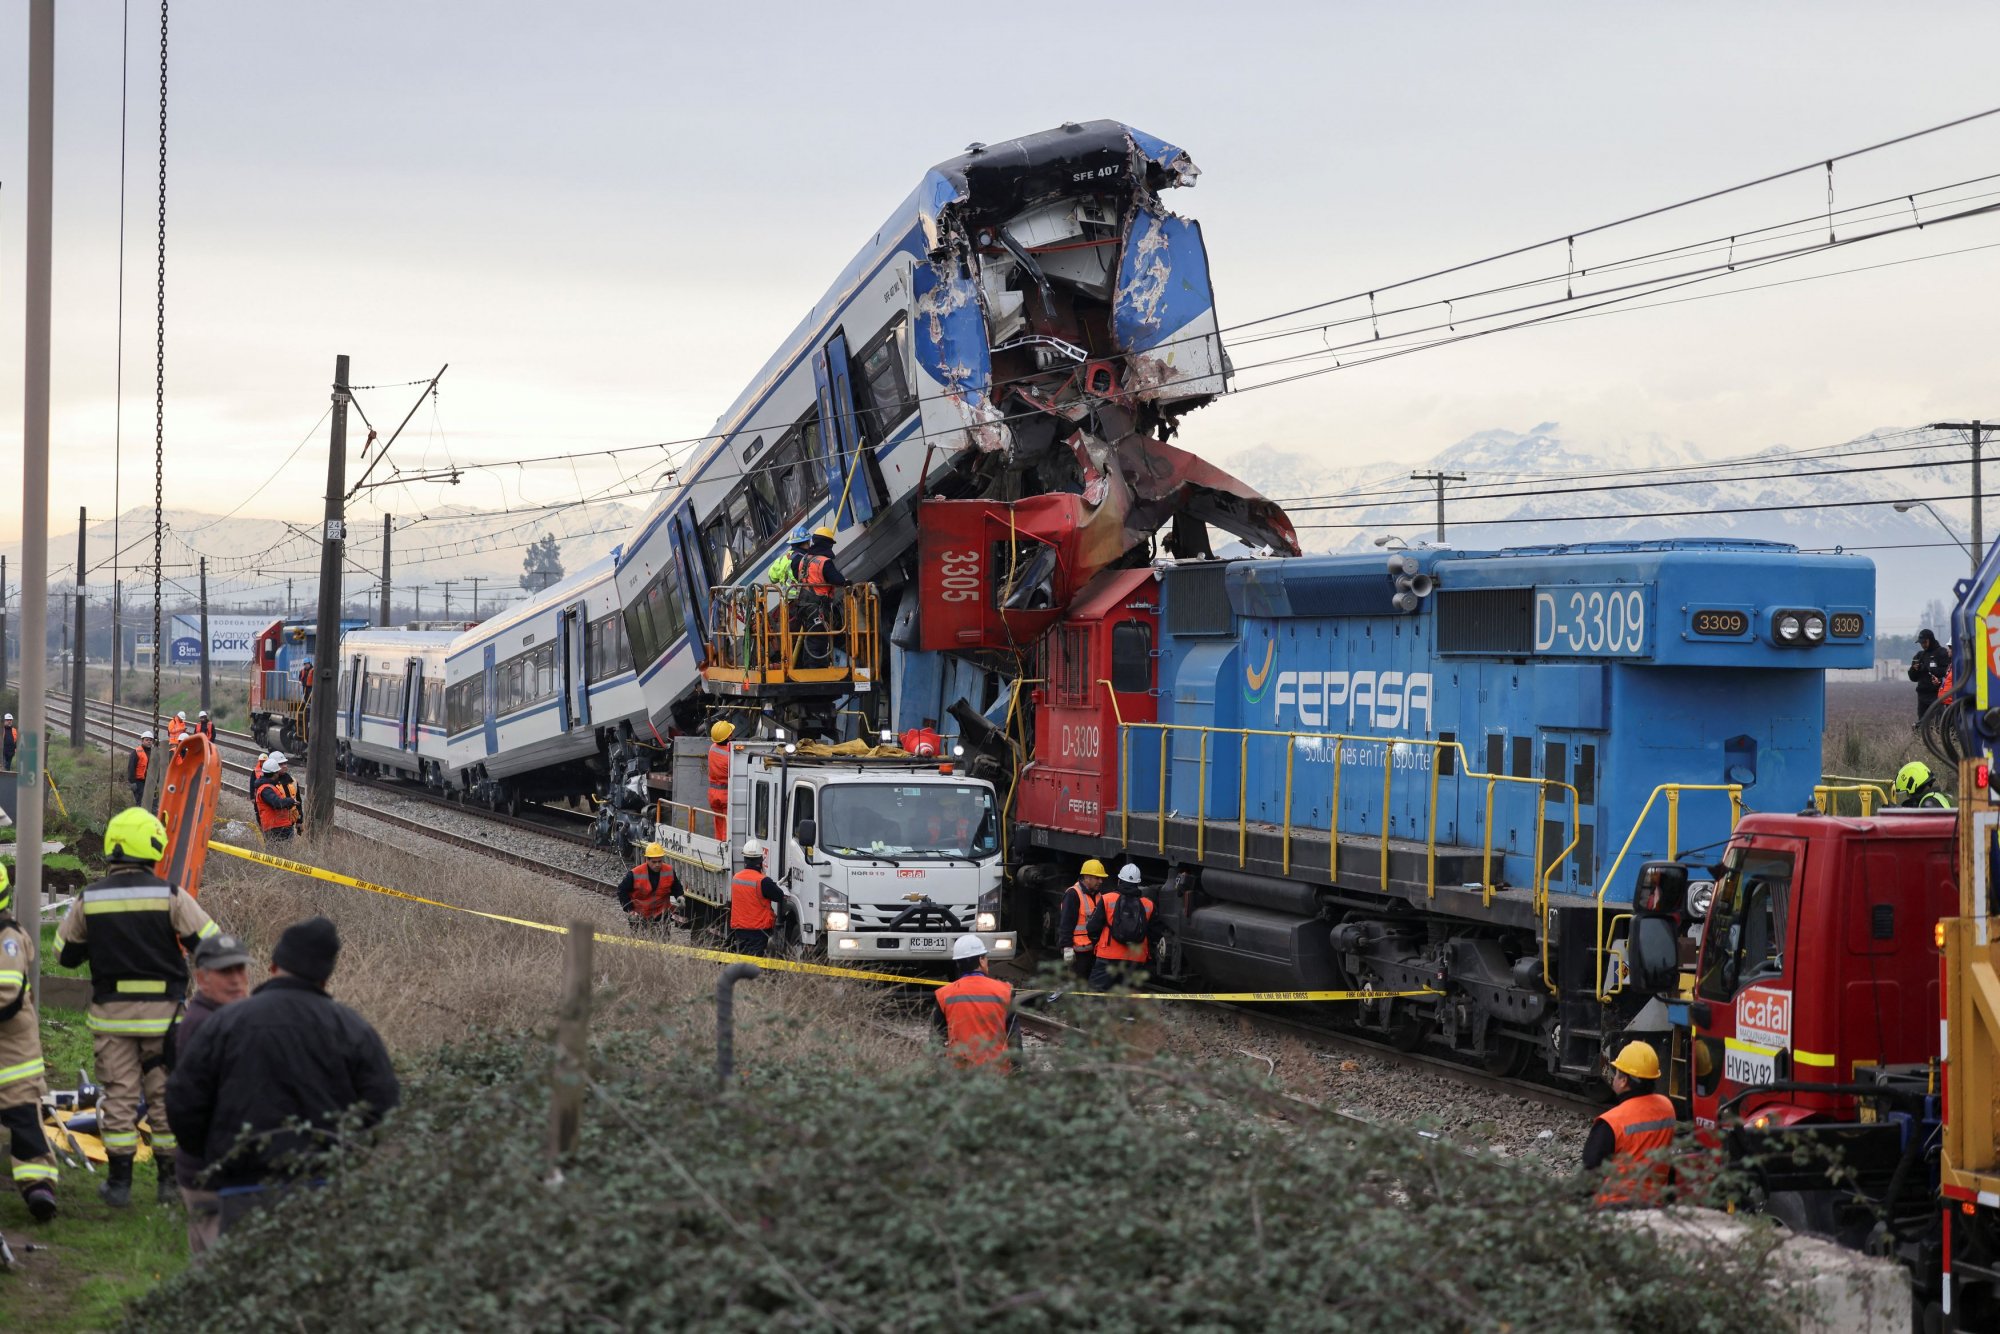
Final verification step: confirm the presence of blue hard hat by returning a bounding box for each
[790,525,812,546]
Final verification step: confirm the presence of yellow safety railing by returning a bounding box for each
[1592,783,1744,1001]
[702,582,880,692]
[1812,783,1892,816]
[1113,722,1579,924]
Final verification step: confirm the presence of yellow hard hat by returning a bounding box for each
[710,720,735,743]
[812,526,836,541]
[106,806,169,865]
[1609,1041,1661,1081]
[643,843,667,860]
[1079,859,1109,878]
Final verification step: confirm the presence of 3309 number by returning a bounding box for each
[938,550,981,603]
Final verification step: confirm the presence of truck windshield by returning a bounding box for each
[1695,848,1795,1003]
[818,783,998,861]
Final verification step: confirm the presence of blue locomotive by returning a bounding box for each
[1012,539,1874,1078]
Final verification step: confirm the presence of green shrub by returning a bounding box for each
[122,1019,1801,1334]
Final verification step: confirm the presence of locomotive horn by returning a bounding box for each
[1392,590,1420,612]
[1402,572,1436,599]
[1386,553,1419,576]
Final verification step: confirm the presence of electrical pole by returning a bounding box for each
[110,578,121,706]
[467,575,486,622]
[198,555,211,716]
[1,554,9,700]
[287,577,294,618]
[1410,471,1467,543]
[441,580,456,621]
[379,514,392,626]
[71,507,86,744]
[305,355,351,834]
[409,584,423,622]
[19,0,55,993]
[1932,421,1988,574]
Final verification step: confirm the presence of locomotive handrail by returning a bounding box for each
[1812,782,1892,816]
[1112,723,1580,919]
[1592,782,1745,1002]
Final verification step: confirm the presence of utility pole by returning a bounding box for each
[1,554,9,700]
[287,577,294,618]
[467,575,486,622]
[305,355,351,834]
[441,580,457,621]
[19,0,55,993]
[198,556,211,716]
[110,578,121,706]
[1931,421,1989,573]
[408,584,423,622]
[379,514,392,626]
[71,507,86,745]
[1410,471,1467,543]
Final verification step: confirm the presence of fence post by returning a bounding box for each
[546,921,593,1171]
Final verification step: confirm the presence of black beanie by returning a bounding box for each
[272,915,341,985]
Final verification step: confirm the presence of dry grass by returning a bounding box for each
[1824,680,1930,794]
[193,817,923,1076]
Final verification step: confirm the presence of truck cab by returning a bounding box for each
[653,738,1015,964]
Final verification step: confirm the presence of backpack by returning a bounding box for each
[1108,891,1149,946]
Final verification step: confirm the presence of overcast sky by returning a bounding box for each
[4,1,2000,578]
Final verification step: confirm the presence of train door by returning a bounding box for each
[558,602,590,733]
[812,333,876,529]
[345,653,365,740]
[1537,731,1600,895]
[668,514,709,659]
[400,658,423,754]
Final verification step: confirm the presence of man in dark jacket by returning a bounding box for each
[171,932,252,1257]
[166,916,399,1232]
[1911,628,1951,723]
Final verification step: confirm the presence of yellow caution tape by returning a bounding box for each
[205,841,1451,1005]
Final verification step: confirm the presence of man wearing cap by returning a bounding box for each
[128,730,155,807]
[933,935,1018,1069]
[169,931,252,1255]
[0,861,59,1220]
[2,712,16,770]
[168,916,400,1233]
[59,806,220,1207]
[255,751,302,840]
[617,843,680,933]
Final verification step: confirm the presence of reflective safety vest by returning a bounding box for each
[167,718,187,745]
[1094,891,1154,963]
[731,866,776,931]
[195,720,215,741]
[4,723,18,753]
[935,972,1013,1068]
[1916,790,1954,809]
[707,743,731,812]
[300,662,315,689]
[132,746,150,781]
[0,918,44,1089]
[1592,1093,1677,1208]
[927,814,973,847]
[900,727,942,758]
[76,871,204,1007]
[1068,882,1100,950]
[628,863,677,918]
[767,552,801,588]
[804,554,836,597]
[256,774,300,832]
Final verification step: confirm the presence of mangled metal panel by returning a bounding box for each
[1112,208,1228,400]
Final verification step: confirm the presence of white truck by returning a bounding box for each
[652,737,1016,963]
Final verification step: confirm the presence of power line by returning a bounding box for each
[1292,489,1987,531]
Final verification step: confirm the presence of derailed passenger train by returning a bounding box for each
[1002,540,1874,1081]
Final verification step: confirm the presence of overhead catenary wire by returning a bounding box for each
[1290,490,1990,532]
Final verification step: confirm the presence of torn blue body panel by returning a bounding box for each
[911,260,1009,453]
[1112,207,1228,399]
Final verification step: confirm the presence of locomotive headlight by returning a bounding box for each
[1802,613,1826,643]
[1775,613,1802,643]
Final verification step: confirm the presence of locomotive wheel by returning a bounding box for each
[1482,1037,1534,1078]
[1387,1012,1430,1052]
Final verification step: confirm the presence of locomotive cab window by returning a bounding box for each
[1110,621,1152,694]
[1695,849,1794,1002]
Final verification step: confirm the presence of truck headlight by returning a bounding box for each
[826,912,850,932]
[976,912,997,931]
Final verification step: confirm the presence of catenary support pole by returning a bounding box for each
[70,507,85,745]
[1,555,9,700]
[198,555,210,715]
[1929,421,1989,574]
[379,514,392,626]
[19,0,57,997]
[305,355,351,834]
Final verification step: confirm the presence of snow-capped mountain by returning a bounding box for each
[1218,423,1975,632]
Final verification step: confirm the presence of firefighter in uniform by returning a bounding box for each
[1893,760,1954,809]
[729,838,785,957]
[129,730,155,807]
[0,861,59,1220]
[618,843,680,932]
[1084,863,1163,991]
[1581,1041,1677,1209]
[58,807,220,1207]
[933,934,1018,1069]
[707,720,734,838]
[1057,859,1109,984]
[256,750,303,840]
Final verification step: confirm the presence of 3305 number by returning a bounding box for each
[938,550,981,603]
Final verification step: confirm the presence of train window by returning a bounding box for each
[446,678,482,735]
[627,564,689,669]
[726,492,760,570]
[851,315,915,446]
[747,469,782,541]
[701,514,734,584]
[770,429,808,519]
[1695,849,1794,1002]
[535,644,557,701]
[424,681,443,727]
[1110,621,1151,694]
[798,408,829,501]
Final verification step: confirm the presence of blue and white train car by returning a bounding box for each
[613,119,1246,737]
[442,557,647,809]
[334,630,456,787]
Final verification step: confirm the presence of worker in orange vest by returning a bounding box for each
[801,527,848,598]
[707,719,734,838]
[167,712,188,747]
[618,843,680,933]
[254,751,302,841]
[933,934,1018,1069]
[127,732,155,807]
[194,710,215,742]
[1084,863,1162,991]
[899,719,944,757]
[1582,1041,1677,1209]
[1057,859,1109,983]
[2,713,17,771]
[729,838,785,956]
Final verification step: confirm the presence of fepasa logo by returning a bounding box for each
[1271,670,1433,732]
[1734,985,1792,1049]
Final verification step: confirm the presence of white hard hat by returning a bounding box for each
[141,729,155,740]
[951,933,988,961]
[1118,863,1142,884]
[741,837,765,860]
[3,713,11,721]
[267,750,288,766]
[175,711,186,720]
[198,710,209,718]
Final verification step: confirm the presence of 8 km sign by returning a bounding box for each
[1735,985,1792,1050]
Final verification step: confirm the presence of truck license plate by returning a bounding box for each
[908,935,947,951]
